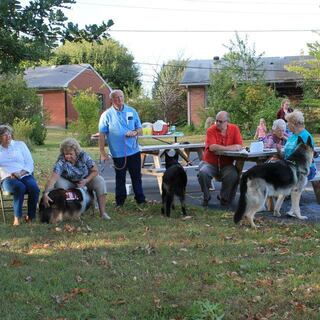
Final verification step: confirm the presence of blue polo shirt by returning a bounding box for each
[98,104,142,158]
[284,129,317,179]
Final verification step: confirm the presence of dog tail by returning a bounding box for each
[234,172,248,224]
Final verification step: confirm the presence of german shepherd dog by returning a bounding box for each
[161,150,187,217]
[39,187,94,224]
[234,136,314,228]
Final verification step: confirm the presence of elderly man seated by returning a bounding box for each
[198,111,243,207]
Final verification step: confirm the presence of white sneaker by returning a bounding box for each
[101,212,111,220]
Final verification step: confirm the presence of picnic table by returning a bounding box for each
[140,142,205,191]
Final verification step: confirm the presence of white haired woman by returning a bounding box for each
[0,125,40,225]
[43,138,110,220]
[263,119,288,149]
[284,110,317,180]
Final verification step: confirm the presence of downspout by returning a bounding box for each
[186,85,191,125]
[64,90,68,129]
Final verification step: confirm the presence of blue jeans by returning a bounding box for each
[112,152,145,205]
[2,175,40,219]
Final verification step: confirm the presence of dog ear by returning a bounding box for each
[297,135,304,145]
[306,136,313,148]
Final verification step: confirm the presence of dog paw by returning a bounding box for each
[273,211,281,217]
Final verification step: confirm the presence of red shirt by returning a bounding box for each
[203,123,243,167]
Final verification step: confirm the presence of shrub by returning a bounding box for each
[12,118,35,147]
[30,114,48,145]
[69,89,100,146]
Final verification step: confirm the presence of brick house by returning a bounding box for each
[24,64,112,128]
[180,55,310,126]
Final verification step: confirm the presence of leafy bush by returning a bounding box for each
[0,74,41,124]
[187,299,224,320]
[69,89,100,146]
[12,118,35,147]
[30,114,48,145]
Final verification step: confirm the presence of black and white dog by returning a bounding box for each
[161,150,187,217]
[234,136,314,228]
[39,187,94,224]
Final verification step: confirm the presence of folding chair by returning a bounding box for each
[0,187,10,223]
[0,187,28,224]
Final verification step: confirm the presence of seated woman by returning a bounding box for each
[263,119,288,149]
[0,125,40,225]
[43,137,110,220]
[284,110,317,180]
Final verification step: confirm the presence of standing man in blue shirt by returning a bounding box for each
[98,89,146,206]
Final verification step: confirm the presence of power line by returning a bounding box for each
[110,29,320,33]
[76,1,319,15]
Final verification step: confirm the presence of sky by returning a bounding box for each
[42,0,320,92]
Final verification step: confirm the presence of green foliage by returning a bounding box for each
[152,58,188,124]
[187,300,224,320]
[284,38,320,133]
[69,89,100,146]
[0,0,113,73]
[125,86,159,123]
[12,118,35,147]
[30,114,48,145]
[51,39,140,92]
[0,73,42,124]
[207,34,280,138]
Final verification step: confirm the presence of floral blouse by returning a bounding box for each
[53,151,95,182]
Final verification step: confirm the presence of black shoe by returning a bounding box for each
[202,196,211,207]
[217,195,229,206]
[137,200,147,205]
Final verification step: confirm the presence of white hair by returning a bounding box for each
[109,89,124,100]
[272,119,286,131]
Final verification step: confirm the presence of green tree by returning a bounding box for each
[0,0,113,73]
[207,34,279,137]
[70,89,100,146]
[51,39,140,91]
[125,86,159,123]
[152,59,188,125]
[0,74,41,124]
[0,74,47,144]
[285,39,320,131]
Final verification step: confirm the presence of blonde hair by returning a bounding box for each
[285,110,304,125]
[281,98,290,108]
[60,137,82,156]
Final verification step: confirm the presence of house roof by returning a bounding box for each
[24,64,111,90]
[180,55,312,86]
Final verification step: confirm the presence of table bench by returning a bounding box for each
[310,173,320,204]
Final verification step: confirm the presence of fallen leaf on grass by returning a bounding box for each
[1,241,10,248]
[153,296,161,309]
[52,288,89,305]
[31,243,51,250]
[11,258,23,267]
[181,215,193,220]
[111,299,126,305]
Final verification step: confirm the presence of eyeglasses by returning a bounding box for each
[216,119,227,124]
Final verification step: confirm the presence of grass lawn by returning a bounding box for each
[0,129,319,320]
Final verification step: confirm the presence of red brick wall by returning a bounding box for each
[40,90,66,127]
[67,69,111,127]
[189,87,206,126]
